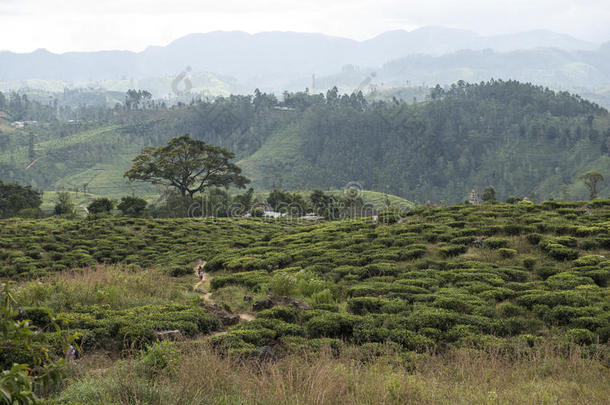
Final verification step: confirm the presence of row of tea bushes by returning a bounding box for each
[60,304,220,351]
[1,200,609,355]
[206,201,609,352]
[211,303,608,356]
[0,217,283,278]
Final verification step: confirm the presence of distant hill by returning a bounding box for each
[309,44,610,108]
[1,80,608,203]
[379,46,610,88]
[0,27,601,92]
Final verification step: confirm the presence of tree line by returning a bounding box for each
[1,80,608,202]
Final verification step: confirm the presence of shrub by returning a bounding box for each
[401,247,427,260]
[117,196,149,218]
[256,306,300,323]
[564,328,597,345]
[571,316,606,331]
[377,211,399,224]
[439,245,468,258]
[20,306,53,329]
[515,291,589,309]
[388,329,434,351]
[496,303,525,318]
[523,257,536,270]
[498,248,517,258]
[536,266,562,280]
[485,238,510,249]
[166,265,192,277]
[545,245,579,261]
[595,237,610,249]
[572,255,605,267]
[311,303,339,312]
[407,308,462,332]
[347,297,387,315]
[210,333,256,354]
[546,306,591,326]
[450,236,475,245]
[310,289,334,305]
[580,269,610,287]
[306,312,361,339]
[228,328,276,346]
[553,236,578,248]
[526,233,543,245]
[503,224,525,236]
[597,326,610,344]
[493,316,543,336]
[136,341,180,378]
[545,272,596,290]
[352,321,390,343]
[87,198,114,215]
[269,273,297,296]
[239,319,306,338]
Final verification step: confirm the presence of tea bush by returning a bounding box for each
[1,199,609,358]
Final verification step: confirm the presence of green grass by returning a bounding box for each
[237,124,307,190]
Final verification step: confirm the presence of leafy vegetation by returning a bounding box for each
[1,80,608,202]
[124,134,250,200]
[2,81,610,402]
[0,181,42,219]
[0,198,608,402]
[1,200,608,349]
[1,283,76,403]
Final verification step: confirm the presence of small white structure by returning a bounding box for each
[299,214,324,221]
[263,211,287,218]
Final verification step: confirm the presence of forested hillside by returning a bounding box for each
[1,80,608,202]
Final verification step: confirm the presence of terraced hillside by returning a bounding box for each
[2,200,609,351]
[1,200,609,403]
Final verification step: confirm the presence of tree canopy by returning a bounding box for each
[0,181,42,219]
[124,134,250,199]
[87,198,114,214]
[1,81,609,203]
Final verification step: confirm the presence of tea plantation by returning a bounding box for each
[1,200,609,359]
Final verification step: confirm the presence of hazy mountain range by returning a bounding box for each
[1,26,609,105]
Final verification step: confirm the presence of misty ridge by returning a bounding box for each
[1,26,609,106]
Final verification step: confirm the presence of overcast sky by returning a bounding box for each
[1,0,609,53]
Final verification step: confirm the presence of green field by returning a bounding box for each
[1,199,609,403]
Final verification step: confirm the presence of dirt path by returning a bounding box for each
[193,271,214,303]
[193,264,255,335]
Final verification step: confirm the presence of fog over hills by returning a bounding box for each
[0,27,600,83]
[1,26,609,107]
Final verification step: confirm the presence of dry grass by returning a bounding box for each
[13,264,196,311]
[59,343,610,405]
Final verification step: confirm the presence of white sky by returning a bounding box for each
[0,0,609,53]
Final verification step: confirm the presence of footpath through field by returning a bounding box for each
[193,263,254,337]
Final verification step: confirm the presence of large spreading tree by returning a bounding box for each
[124,134,250,199]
